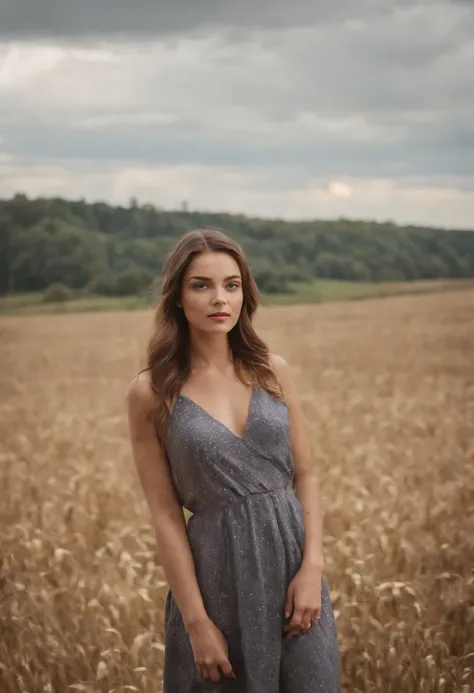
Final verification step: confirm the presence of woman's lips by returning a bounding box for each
[208,313,230,321]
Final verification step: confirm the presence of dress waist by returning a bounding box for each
[188,483,295,520]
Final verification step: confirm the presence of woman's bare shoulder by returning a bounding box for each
[269,352,290,377]
[126,369,154,412]
[268,353,297,399]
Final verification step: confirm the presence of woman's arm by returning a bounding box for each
[126,372,208,631]
[270,354,325,640]
[271,354,325,571]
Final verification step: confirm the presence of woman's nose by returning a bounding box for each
[212,291,226,304]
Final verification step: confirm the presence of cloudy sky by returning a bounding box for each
[0,0,473,228]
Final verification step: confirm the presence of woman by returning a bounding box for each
[126,228,341,692]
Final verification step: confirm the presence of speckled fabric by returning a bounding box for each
[163,385,341,692]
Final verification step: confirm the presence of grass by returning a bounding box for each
[2,278,474,315]
[0,289,473,692]
[0,292,149,315]
[260,277,474,305]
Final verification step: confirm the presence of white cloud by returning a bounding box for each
[1,157,473,229]
[0,43,65,89]
[328,182,353,199]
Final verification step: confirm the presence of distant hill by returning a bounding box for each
[1,193,473,297]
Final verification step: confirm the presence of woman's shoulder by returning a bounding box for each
[269,352,288,368]
[126,369,155,413]
[269,352,290,377]
[268,353,296,400]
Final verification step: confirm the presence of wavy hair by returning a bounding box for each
[140,227,284,444]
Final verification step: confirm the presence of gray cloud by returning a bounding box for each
[1,111,473,178]
[0,0,473,226]
[0,0,427,38]
[1,3,472,176]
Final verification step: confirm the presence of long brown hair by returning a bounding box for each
[141,227,284,444]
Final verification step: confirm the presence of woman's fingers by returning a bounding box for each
[300,608,313,631]
[197,661,235,683]
[284,607,320,640]
[199,664,210,680]
[284,607,304,640]
[283,607,304,631]
[220,657,236,679]
[208,664,221,683]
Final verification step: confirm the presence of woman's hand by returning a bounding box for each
[283,564,323,641]
[187,617,236,683]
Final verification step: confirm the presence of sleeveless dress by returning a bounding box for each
[163,384,341,692]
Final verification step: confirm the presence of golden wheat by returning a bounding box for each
[1,290,473,693]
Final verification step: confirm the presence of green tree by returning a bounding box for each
[114,265,154,296]
[86,270,118,296]
[314,252,361,280]
[1,194,474,297]
[422,255,449,278]
[249,258,293,293]
[0,215,14,295]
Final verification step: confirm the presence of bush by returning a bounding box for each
[259,274,294,294]
[250,259,294,294]
[350,259,372,282]
[86,267,156,297]
[86,271,118,296]
[422,255,449,279]
[114,266,154,296]
[42,282,74,303]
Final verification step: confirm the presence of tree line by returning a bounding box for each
[0,193,473,297]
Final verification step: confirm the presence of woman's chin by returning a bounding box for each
[191,321,234,335]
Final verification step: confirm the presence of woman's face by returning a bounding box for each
[179,251,244,333]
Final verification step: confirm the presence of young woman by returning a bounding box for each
[126,228,341,692]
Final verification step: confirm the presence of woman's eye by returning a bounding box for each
[192,282,240,290]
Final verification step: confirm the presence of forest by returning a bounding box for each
[1,193,473,297]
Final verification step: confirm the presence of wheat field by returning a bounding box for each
[1,290,473,693]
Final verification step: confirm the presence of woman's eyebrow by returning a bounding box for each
[188,274,241,282]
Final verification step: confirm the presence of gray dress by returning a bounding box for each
[163,384,341,692]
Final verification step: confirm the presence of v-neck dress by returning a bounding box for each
[162,385,341,692]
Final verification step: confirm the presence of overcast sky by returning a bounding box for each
[0,0,473,228]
